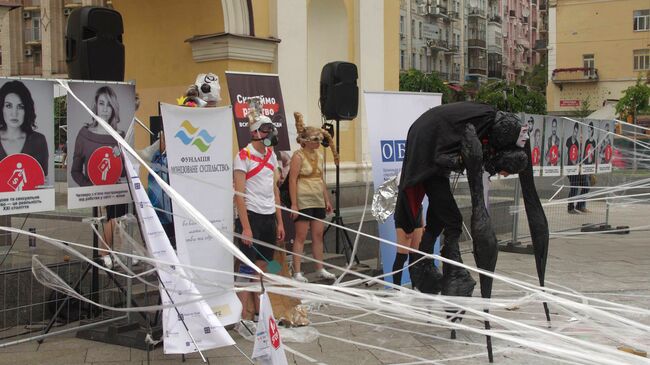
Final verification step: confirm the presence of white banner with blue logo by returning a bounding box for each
[124,155,235,354]
[364,91,442,285]
[161,104,242,325]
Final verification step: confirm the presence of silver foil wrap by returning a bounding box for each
[371,174,399,224]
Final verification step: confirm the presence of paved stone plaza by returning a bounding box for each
[1,202,649,364]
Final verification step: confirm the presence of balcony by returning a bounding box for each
[488,15,502,24]
[445,43,460,54]
[517,37,530,49]
[427,39,449,51]
[514,61,527,71]
[488,45,502,54]
[468,38,487,48]
[468,7,486,18]
[534,39,547,52]
[449,73,460,82]
[448,11,460,21]
[24,27,41,45]
[468,68,488,76]
[437,72,449,81]
[488,69,503,79]
[18,61,42,76]
[64,0,83,8]
[422,5,449,18]
[23,0,40,10]
[539,0,547,11]
[552,68,599,84]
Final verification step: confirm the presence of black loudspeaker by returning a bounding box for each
[319,61,358,120]
[66,7,124,81]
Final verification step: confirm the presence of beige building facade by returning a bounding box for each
[547,0,650,114]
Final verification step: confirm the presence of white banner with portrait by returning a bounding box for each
[524,114,544,177]
[124,156,235,354]
[66,82,135,209]
[161,103,241,325]
[0,78,54,215]
[364,91,441,285]
[597,120,614,173]
[581,119,597,174]
[563,118,581,176]
[542,116,562,176]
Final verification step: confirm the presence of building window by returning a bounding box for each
[634,49,650,70]
[633,10,650,31]
[411,52,416,69]
[419,22,423,39]
[400,50,405,70]
[583,54,595,77]
[411,19,415,38]
[400,15,404,36]
[420,54,424,70]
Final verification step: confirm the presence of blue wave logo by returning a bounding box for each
[174,120,215,152]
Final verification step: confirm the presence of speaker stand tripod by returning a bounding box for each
[323,119,362,266]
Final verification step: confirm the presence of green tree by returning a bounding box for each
[523,61,548,93]
[54,95,67,149]
[574,95,593,118]
[399,69,451,103]
[475,80,546,114]
[615,77,650,120]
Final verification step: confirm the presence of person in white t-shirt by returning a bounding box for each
[233,113,285,320]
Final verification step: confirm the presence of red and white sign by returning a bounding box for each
[532,146,541,166]
[569,144,579,164]
[252,293,288,364]
[548,145,559,166]
[87,146,123,185]
[560,100,580,107]
[0,154,45,192]
[603,144,612,163]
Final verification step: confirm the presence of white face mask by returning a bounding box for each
[516,125,529,148]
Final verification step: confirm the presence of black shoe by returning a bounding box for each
[410,259,443,294]
[441,268,476,297]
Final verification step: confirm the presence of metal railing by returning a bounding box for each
[468,7,486,18]
[468,38,487,48]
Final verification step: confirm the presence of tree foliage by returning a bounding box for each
[523,62,548,94]
[54,95,67,148]
[615,77,650,119]
[475,80,546,114]
[399,69,451,103]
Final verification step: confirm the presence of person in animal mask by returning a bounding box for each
[288,112,338,282]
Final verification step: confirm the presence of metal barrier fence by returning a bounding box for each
[0,199,138,347]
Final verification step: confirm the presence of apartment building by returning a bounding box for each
[546,0,650,114]
[400,0,465,85]
[401,0,542,86]
[501,0,542,83]
[0,0,108,78]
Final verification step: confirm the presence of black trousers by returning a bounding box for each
[568,174,590,210]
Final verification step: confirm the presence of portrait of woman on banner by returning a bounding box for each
[0,80,49,192]
[70,86,126,187]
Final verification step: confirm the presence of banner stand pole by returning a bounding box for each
[324,119,361,266]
